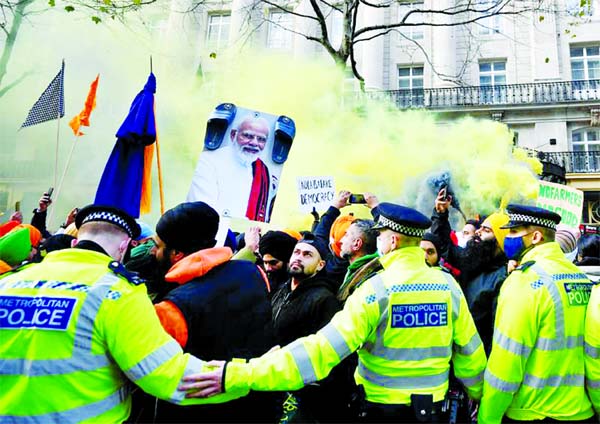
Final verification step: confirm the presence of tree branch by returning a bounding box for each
[260,0,319,21]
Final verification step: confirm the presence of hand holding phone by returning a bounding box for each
[349,194,367,204]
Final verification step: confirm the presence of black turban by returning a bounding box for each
[258,231,298,262]
[156,202,219,254]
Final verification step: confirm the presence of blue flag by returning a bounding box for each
[21,61,65,129]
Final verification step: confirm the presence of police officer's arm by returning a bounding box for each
[100,284,249,404]
[449,278,487,401]
[479,276,539,424]
[195,279,380,395]
[585,285,600,413]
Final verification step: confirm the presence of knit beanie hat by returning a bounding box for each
[299,233,330,261]
[0,227,32,266]
[259,230,298,262]
[482,212,510,252]
[555,224,579,254]
[156,202,219,254]
[329,214,357,258]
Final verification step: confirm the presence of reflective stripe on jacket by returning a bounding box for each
[225,246,486,405]
[479,242,594,423]
[585,284,600,414]
[0,248,247,422]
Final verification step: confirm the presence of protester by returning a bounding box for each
[336,218,379,301]
[147,201,278,422]
[0,204,242,421]
[313,190,355,288]
[270,233,345,421]
[258,229,299,294]
[420,231,443,267]
[480,204,595,423]
[181,203,487,424]
[431,189,509,353]
[576,233,600,266]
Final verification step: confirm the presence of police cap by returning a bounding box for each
[500,204,561,231]
[75,204,141,239]
[372,202,431,238]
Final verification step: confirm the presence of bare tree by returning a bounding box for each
[195,0,564,90]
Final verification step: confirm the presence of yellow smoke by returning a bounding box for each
[2,12,541,231]
[160,52,542,230]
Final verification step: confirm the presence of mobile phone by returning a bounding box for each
[15,201,20,212]
[47,187,54,198]
[349,193,366,204]
[439,185,448,201]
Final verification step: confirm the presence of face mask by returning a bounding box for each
[503,234,533,261]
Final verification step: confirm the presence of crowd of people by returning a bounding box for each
[0,188,599,423]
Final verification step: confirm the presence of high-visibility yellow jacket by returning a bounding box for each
[479,242,594,423]
[0,248,248,423]
[225,246,487,405]
[585,284,600,413]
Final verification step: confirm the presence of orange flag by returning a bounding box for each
[69,74,99,136]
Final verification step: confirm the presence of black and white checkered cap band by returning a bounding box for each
[508,213,557,230]
[377,215,427,237]
[83,211,134,237]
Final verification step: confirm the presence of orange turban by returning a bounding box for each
[329,214,357,258]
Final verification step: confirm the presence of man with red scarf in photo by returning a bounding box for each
[187,115,274,222]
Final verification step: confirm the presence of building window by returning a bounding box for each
[476,0,501,35]
[206,14,231,50]
[479,61,506,103]
[397,66,424,107]
[398,1,424,41]
[571,46,600,81]
[267,10,293,49]
[572,128,600,152]
[571,128,600,172]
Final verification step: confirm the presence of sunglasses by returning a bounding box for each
[262,259,282,266]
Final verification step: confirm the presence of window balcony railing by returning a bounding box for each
[530,150,600,174]
[372,79,600,109]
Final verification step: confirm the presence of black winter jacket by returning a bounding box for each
[430,208,507,354]
[154,259,279,423]
[271,273,341,346]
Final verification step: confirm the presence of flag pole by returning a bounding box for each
[54,105,61,190]
[50,132,80,226]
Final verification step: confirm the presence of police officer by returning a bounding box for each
[180,202,487,423]
[479,204,595,423]
[584,272,600,415]
[0,205,247,422]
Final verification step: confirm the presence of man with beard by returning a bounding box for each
[431,191,509,354]
[257,230,298,294]
[187,116,274,222]
[147,201,278,422]
[270,233,345,421]
[336,219,379,302]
